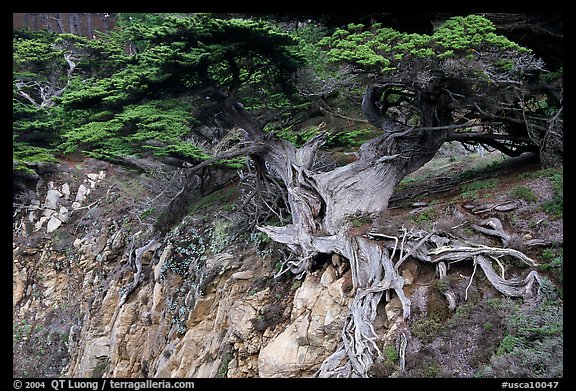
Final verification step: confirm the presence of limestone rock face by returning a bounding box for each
[258,267,353,378]
[13,159,361,379]
[73,336,110,377]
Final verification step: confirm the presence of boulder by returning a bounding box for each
[75,184,90,202]
[44,189,62,210]
[46,216,62,233]
[58,207,69,223]
[73,336,110,377]
[61,183,71,200]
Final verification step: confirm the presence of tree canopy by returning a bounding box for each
[318,15,561,161]
[13,13,562,176]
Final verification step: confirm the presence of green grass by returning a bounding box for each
[509,186,538,202]
[539,248,563,282]
[410,208,437,225]
[518,168,562,179]
[542,174,563,219]
[216,350,235,378]
[496,335,524,355]
[384,345,399,363]
[461,178,498,192]
[351,214,372,227]
[458,178,498,200]
[188,187,240,215]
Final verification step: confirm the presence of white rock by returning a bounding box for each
[43,208,56,218]
[72,201,81,210]
[34,216,49,231]
[58,207,69,223]
[73,238,84,249]
[44,189,62,209]
[231,271,254,280]
[401,269,414,285]
[87,173,100,181]
[88,179,97,189]
[75,184,89,202]
[46,216,62,233]
[61,183,71,200]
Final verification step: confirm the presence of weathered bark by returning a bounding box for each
[177,80,543,377]
[252,85,541,377]
[252,84,447,376]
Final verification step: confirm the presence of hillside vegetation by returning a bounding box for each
[13,13,562,379]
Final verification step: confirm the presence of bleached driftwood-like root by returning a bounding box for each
[471,217,511,245]
[314,228,542,377]
[436,261,457,311]
[398,332,408,370]
[317,235,410,377]
[118,238,156,307]
[254,132,542,378]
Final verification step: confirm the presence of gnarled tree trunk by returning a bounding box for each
[249,85,541,377]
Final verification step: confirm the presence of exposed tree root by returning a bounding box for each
[252,131,543,377]
[309,224,542,377]
[118,237,157,307]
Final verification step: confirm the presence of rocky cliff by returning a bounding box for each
[12,157,370,378]
[13,152,563,378]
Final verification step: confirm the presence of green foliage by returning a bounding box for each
[411,316,444,341]
[217,350,235,378]
[164,226,208,277]
[482,288,563,377]
[351,214,372,227]
[539,248,563,282]
[188,187,240,215]
[496,335,525,355]
[432,278,449,293]
[383,345,399,364]
[208,219,234,254]
[434,15,524,52]
[542,174,563,219]
[410,207,437,225]
[509,186,538,202]
[14,14,306,167]
[274,124,379,148]
[461,178,498,192]
[60,98,210,161]
[458,178,497,200]
[518,167,562,179]
[139,207,156,220]
[13,28,130,169]
[320,15,528,74]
